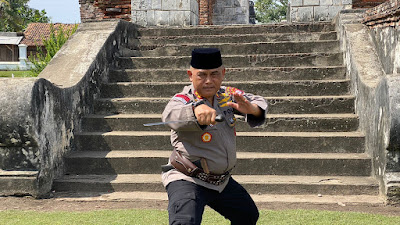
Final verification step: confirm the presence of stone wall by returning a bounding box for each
[290,0,353,22]
[363,0,400,204]
[213,0,249,25]
[80,0,131,22]
[80,0,250,26]
[336,7,400,204]
[289,0,352,22]
[131,0,199,26]
[0,20,140,197]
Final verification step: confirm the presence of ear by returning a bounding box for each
[221,66,226,80]
[187,69,193,82]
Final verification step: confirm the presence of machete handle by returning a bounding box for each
[215,114,225,122]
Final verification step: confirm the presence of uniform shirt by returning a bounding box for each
[161,84,268,192]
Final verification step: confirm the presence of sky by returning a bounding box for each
[28,0,81,24]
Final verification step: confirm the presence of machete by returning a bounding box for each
[143,114,225,127]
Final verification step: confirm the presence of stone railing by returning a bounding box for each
[362,0,400,204]
[0,20,140,197]
[336,8,400,204]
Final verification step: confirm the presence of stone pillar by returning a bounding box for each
[213,0,249,25]
[18,44,27,70]
[289,0,352,22]
[131,0,199,26]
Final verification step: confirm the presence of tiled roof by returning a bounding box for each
[21,23,77,46]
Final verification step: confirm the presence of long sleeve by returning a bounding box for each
[162,94,203,131]
[243,92,268,128]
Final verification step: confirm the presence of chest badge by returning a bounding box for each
[201,132,212,143]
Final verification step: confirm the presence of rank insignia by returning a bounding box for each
[201,132,212,143]
[173,94,191,104]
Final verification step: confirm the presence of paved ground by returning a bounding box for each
[1,195,400,216]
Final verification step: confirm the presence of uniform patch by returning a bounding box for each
[201,132,212,143]
[173,94,191,104]
[226,86,244,95]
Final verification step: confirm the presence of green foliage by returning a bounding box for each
[0,0,50,32]
[0,70,34,77]
[255,0,288,23]
[28,24,78,76]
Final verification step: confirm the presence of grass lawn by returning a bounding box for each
[0,209,399,225]
[0,70,35,78]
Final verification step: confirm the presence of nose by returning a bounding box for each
[205,75,212,83]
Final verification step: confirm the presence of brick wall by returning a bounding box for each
[363,0,400,27]
[79,0,131,22]
[199,0,215,25]
[353,0,387,8]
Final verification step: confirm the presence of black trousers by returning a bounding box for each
[166,177,259,225]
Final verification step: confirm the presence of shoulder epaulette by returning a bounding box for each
[173,94,191,104]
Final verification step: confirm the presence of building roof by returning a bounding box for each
[0,32,23,45]
[20,23,77,46]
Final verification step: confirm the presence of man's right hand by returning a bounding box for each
[194,104,217,125]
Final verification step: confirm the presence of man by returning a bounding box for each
[162,48,267,225]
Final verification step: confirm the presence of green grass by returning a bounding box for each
[0,209,399,225]
[0,70,35,77]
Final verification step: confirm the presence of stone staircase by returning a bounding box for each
[53,23,383,205]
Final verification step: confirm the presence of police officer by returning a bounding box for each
[162,48,267,225]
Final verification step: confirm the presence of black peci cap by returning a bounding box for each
[190,48,223,69]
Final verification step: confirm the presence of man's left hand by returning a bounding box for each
[226,93,262,117]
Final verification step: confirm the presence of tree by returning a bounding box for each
[29,24,78,76]
[0,0,50,32]
[254,0,288,23]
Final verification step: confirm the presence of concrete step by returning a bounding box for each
[94,96,355,115]
[130,32,337,47]
[100,80,350,98]
[64,150,372,176]
[52,191,384,206]
[137,23,335,37]
[75,131,365,153]
[81,114,359,132]
[109,66,346,82]
[123,41,340,57]
[116,53,343,69]
[53,174,378,196]
[0,170,38,196]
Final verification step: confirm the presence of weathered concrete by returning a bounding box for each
[81,113,359,132]
[93,96,355,114]
[0,20,141,198]
[137,22,335,36]
[52,22,378,205]
[132,32,338,47]
[75,131,365,153]
[289,0,352,22]
[64,150,372,176]
[123,41,340,57]
[53,174,378,195]
[100,80,350,98]
[336,10,400,204]
[118,53,344,69]
[109,67,346,82]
